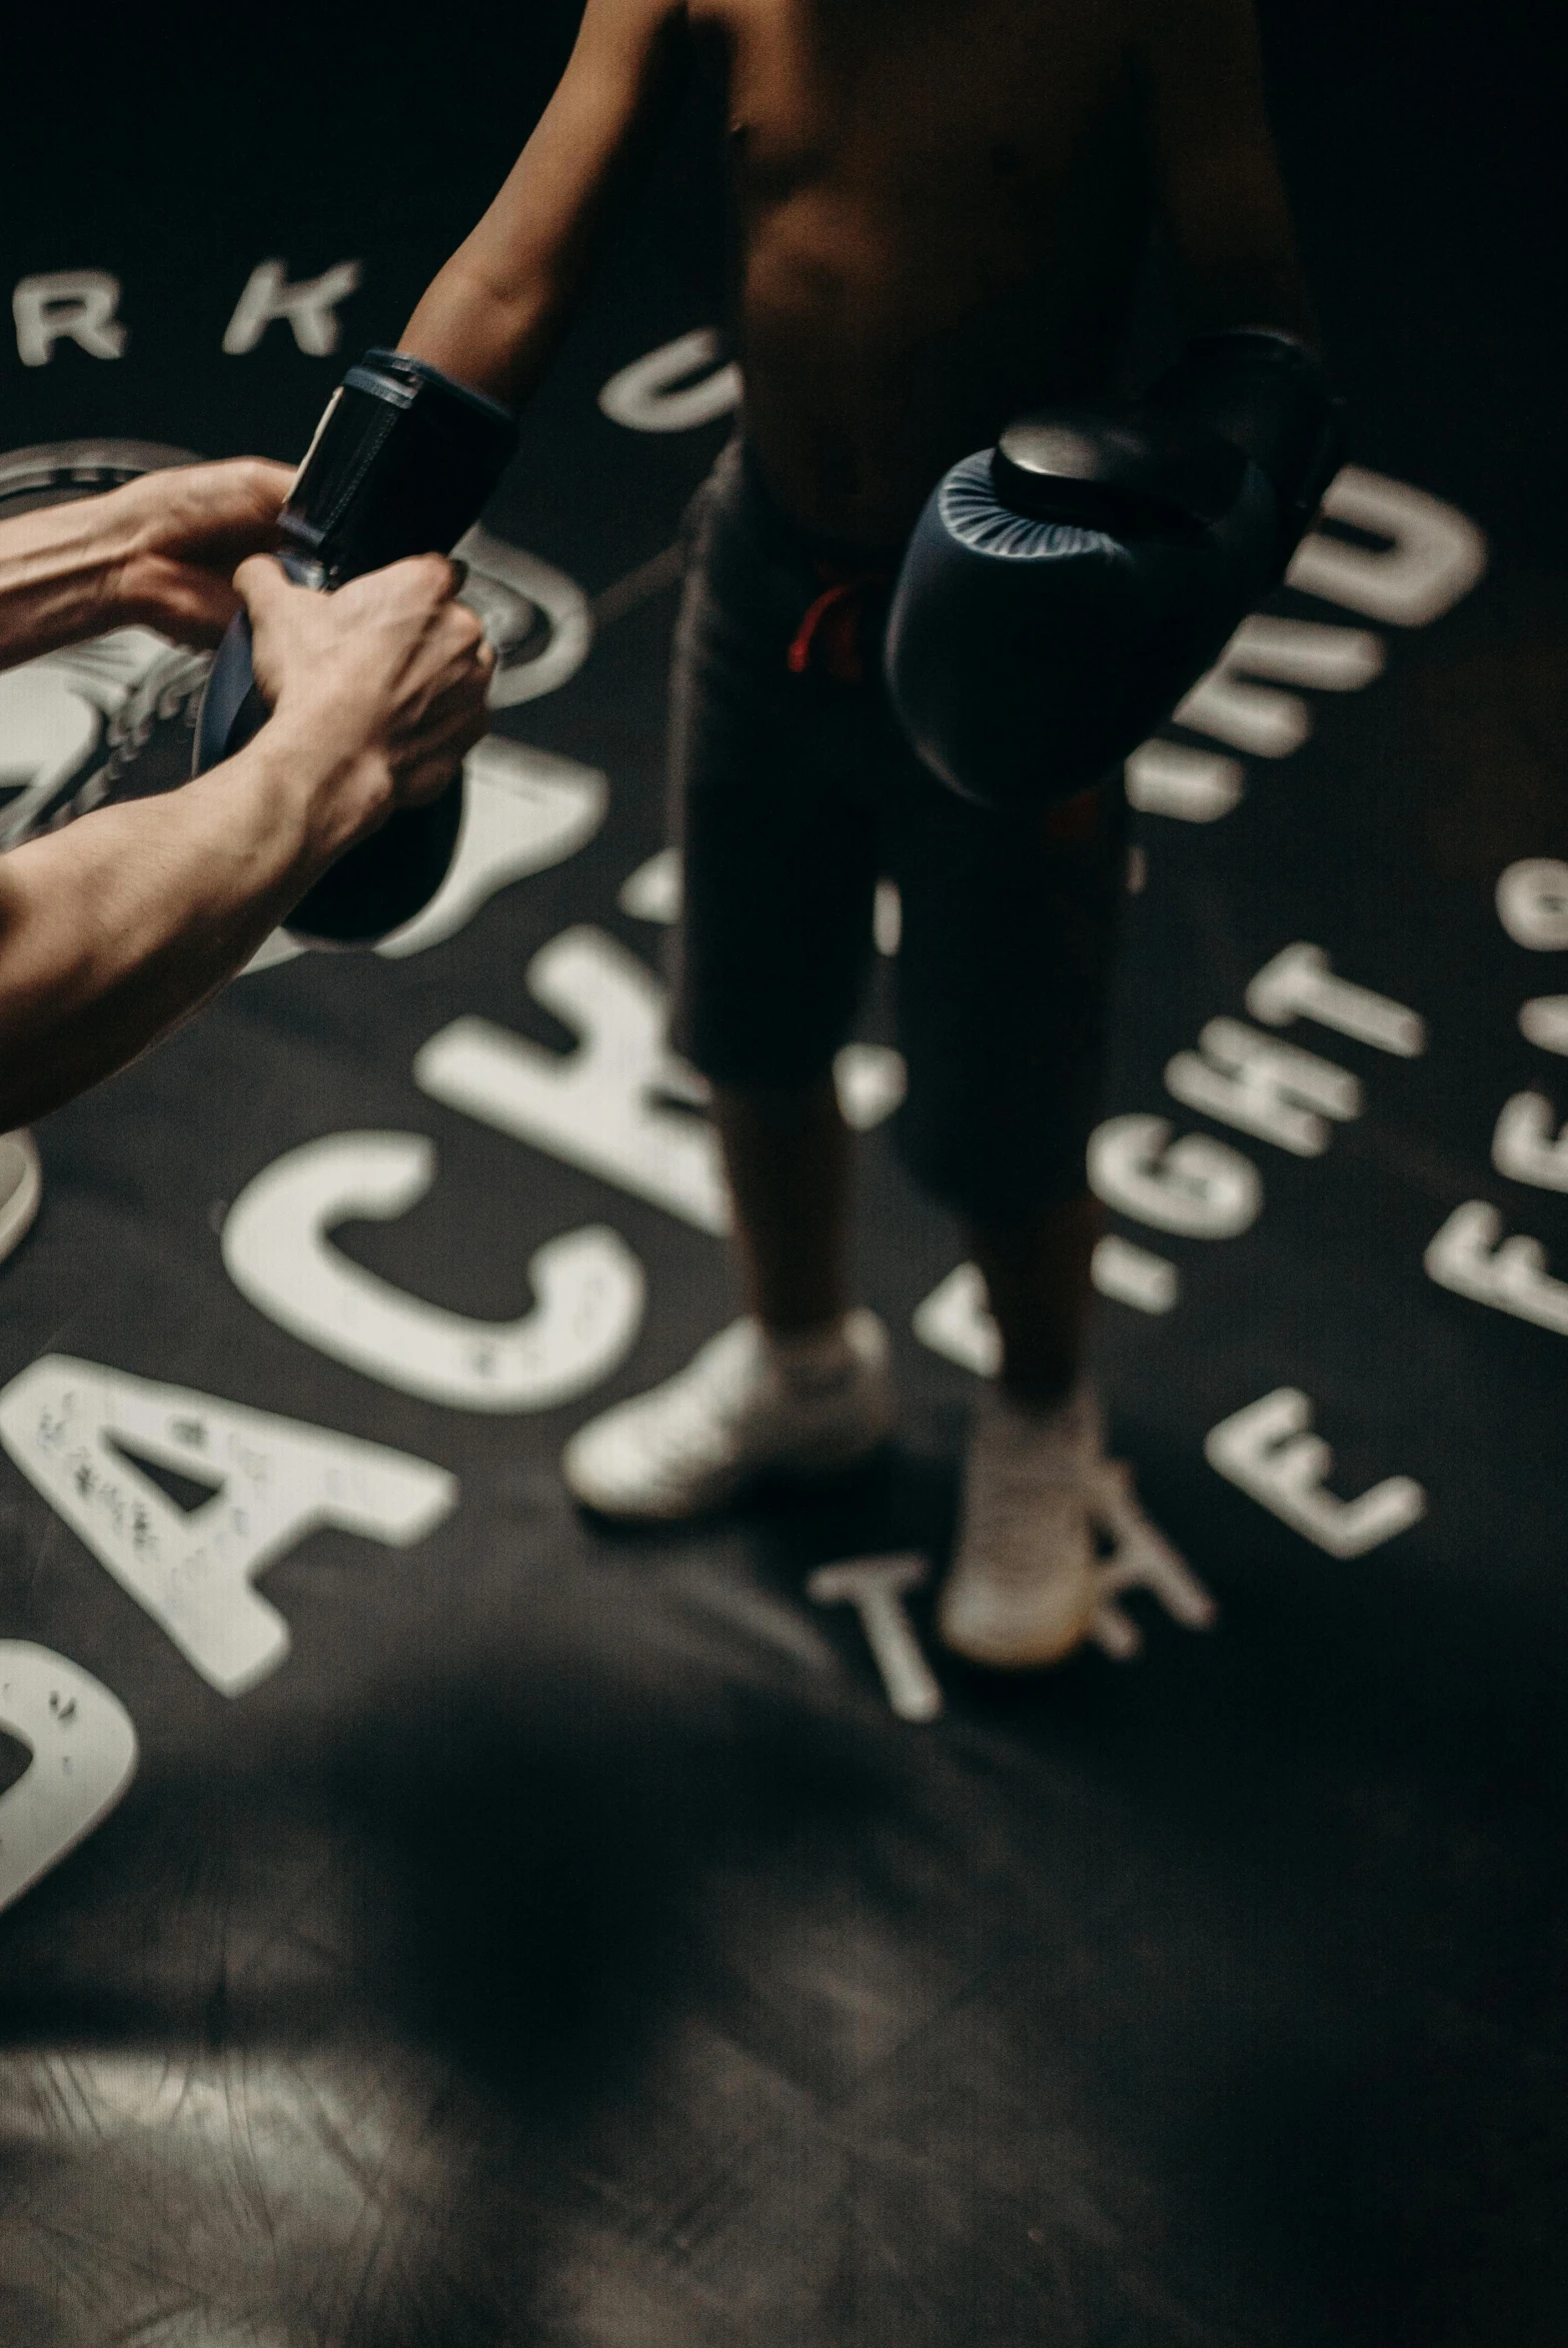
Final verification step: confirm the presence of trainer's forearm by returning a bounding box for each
[0,724,370,1127]
[0,490,140,669]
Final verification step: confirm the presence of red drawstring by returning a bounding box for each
[785,565,892,685]
[1041,787,1101,843]
[785,558,1104,838]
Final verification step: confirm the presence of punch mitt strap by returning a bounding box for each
[194,351,518,947]
[280,350,518,589]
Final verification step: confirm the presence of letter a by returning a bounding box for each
[0,1358,456,1697]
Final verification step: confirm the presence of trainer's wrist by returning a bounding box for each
[92,475,190,622]
[240,707,395,871]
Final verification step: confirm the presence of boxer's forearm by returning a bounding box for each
[1140,0,1323,357]
[1181,237,1320,354]
[0,724,376,1127]
[402,0,690,408]
[401,259,568,410]
[1167,147,1321,352]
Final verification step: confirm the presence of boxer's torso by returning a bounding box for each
[687,0,1149,549]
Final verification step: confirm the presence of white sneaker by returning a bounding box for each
[0,1131,41,1266]
[562,1310,896,1522]
[939,1380,1106,1668]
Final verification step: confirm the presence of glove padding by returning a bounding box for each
[195,350,517,945]
[884,330,1343,811]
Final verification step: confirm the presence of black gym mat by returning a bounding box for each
[1,5,1564,2342]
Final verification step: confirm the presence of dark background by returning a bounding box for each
[1,4,1566,2343]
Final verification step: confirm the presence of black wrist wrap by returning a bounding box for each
[192,351,519,946]
[279,350,518,588]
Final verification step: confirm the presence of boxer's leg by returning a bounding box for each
[670,455,875,1343]
[711,1075,854,1334]
[967,1190,1102,1406]
[562,445,894,1521]
[891,774,1126,1331]
[889,772,1129,1664]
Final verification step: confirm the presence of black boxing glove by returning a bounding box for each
[884,329,1344,811]
[195,349,518,944]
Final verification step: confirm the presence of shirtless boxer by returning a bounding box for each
[0,461,493,1250]
[401,0,1320,1665]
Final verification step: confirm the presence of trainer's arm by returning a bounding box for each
[0,732,371,1127]
[1135,0,1320,348]
[0,558,490,1128]
[0,460,294,662]
[401,0,690,405]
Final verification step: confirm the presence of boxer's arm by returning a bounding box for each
[1134,0,1320,349]
[401,0,689,405]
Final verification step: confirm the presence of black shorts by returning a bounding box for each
[669,437,1127,1223]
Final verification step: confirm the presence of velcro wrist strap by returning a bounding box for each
[281,348,518,587]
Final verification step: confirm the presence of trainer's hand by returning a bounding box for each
[108,459,295,644]
[236,552,494,846]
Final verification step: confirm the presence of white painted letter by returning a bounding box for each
[1124,740,1244,823]
[0,1645,138,1916]
[415,927,730,1232]
[912,1263,1000,1375]
[1205,1388,1426,1557]
[455,527,594,708]
[0,630,208,851]
[1520,998,1568,1057]
[1091,1235,1179,1314]
[222,1133,645,1409]
[1288,467,1488,626]
[912,1240,1177,1377]
[14,271,126,365]
[619,847,683,925]
[833,1045,906,1132]
[222,258,362,357]
[1084,1463,1218,1657]
[599,328,742,433]
[221,259,359,354]
[1245,943,1425,1057]
[376,737,606,958]
[0,1358,457,1697]
[1174,617,1384,760]
[806,1556,943,1724]
[1426,1201,1568,1335]
[1165,1020,1361,1157]
[1088,1114,1262,1236]
[1492,1095,1568,1191]
[1498,860,1568,951]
